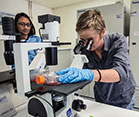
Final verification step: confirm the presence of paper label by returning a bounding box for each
[66,108,72,117]
[134,31,139,36]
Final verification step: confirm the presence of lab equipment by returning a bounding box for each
[13,14,66,96]
[129,0,139,108]
[26,80,90,117]
[45,47,57,65]
[13,39,89,116]
[38,14,60,42]
[73,40,84,54]
[0,84,16,117]
[16,43,89,117]
[72,99,87,111]
[0,14,89,117]
[30,68,42,81]
[0,12,91,117]
[74,38,94,54]
[0,14,78,117]
[13,14,90,117]
[2,17,15,65]
[35,70,61,85]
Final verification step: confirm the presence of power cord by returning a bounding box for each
[39,28,43,42]
[74,93,95,100]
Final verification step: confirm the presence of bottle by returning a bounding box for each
[30,68,40,82]
[30,68,47,82]
[35,70,61,85]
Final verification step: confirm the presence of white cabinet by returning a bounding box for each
[77,2,126,35]
[130,0,139,108]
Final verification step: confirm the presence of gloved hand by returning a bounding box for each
[56,67,94,84]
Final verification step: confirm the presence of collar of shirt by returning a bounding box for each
[103,34,110,52]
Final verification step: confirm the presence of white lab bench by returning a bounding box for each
[77,97,139,117]
[13,97,139,117]
[14,103,32,117]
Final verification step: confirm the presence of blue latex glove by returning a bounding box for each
[56,67,94,84]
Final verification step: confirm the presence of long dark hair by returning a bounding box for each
[15,12,36,41]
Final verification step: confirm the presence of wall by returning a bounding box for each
[53,0,131,48]
[0,0,52,72]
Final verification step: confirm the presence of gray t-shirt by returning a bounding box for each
[83,33,136,108]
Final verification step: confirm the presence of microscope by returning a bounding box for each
[12,14,90,117]
[0,13,93,117]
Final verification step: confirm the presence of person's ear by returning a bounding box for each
[15,24,18,30]
[101,28,106,38]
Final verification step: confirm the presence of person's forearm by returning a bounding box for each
[93,69,120,83]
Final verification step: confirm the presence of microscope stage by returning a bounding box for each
[29,80,90,96]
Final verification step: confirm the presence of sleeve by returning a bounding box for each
[28,35,41,64]
[11,64,15,69]
[27,35,41,43]
[112,35,130,82]
[35,36,42,42]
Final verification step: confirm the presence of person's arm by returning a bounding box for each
[57,35,129,84]
[27,35,42,64]
[93,69,120,83]
[93,34,129,83]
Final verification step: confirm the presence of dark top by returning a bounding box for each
[83,33,136,108]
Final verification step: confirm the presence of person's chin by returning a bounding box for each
[21,32,29,35]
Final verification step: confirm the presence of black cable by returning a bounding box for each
[35,95,56,117]
[133,106,139,110]
[38,28,44,51]
[74,93,95,100]
[39,28,43,42]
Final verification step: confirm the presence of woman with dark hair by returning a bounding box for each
[12,12,41,69]
[15,12,36,40]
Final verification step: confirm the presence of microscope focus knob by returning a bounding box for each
[72,99,87,112]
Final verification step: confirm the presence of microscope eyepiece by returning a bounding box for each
[73,40,85,54]
[85,38,94,51]
[74,38,94,54]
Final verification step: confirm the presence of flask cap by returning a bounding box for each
[36,76,45,84]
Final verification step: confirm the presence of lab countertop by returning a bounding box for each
[14,97,139,117]
[76,97,139,117]
[14,103,32,117]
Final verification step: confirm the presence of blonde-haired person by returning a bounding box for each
[57,9,136,109]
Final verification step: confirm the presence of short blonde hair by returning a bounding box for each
[76,9,105,35]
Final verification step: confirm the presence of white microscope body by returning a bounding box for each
[13,43,89,117]
[13,14,89,117]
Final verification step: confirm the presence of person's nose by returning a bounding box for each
[24,25,29,28]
